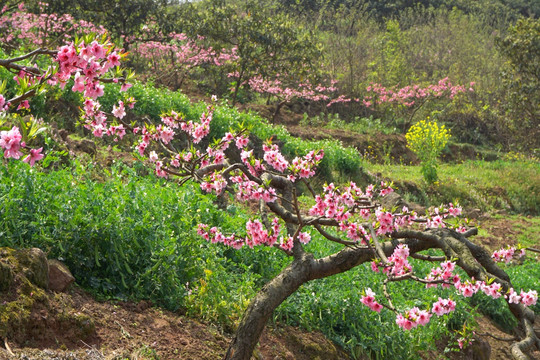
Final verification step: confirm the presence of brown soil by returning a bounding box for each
[2,288,350,360]
[2,285,537,360]
[475,216,539,251]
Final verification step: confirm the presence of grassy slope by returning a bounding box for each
[368,160,540,214]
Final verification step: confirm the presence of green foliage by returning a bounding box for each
[0,159,262,311]
[180,0,323,102]
[374,20,412,86]
[38,0,164,46]
[497,17,540,151]
[406,119,451,183]
[368,159,540,214]
[301,112,397,135]
[469,258,540,331]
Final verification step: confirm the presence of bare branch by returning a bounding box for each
[313,223,359,246]
[411,253,446,262]
[368,224,390,264]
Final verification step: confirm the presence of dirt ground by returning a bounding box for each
[2,285,538,360]
[2,287,350,360]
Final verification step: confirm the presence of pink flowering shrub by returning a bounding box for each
[363,78,475,130]
[129,28,239,89]
[0,2,106,49]
[0,28,131,165]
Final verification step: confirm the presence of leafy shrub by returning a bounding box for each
[406,119,450,183]
[0,159,266,311]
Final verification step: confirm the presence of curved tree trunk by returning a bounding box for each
[223,231,439,360]
[223,253,313,360]
[272,100,287,123]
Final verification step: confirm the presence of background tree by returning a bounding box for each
[497,17,540,151]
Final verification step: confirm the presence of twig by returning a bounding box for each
[313,223,358,246]
[3,338,14,356]
[367,224,390,264]
[525,247,540,254]
[114,320,132,339]
[411,253,446,262]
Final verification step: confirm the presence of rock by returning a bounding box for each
[468,335,491,360]
[0,260,13,292]
[17,248,49,290]
[379,192,408,210]
[379,191,424,214]
[464,208,482,219]
[74,139,96,155]
[48,259,75,292]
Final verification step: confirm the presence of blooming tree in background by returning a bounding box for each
[364,77,475,131]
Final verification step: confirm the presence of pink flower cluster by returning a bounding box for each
[424,204,462,229]
[0,3,106,47]
[507,289,538,306]
[197,217,284,250]
[263,143,289,172]
[433,297,457,316]
[0,126,44,165]
[247,75,335,103]
[396,307,432,330]
[55,40,124,96]
[241,149,266,177]
[289,150,324,180]
[425,260,458,288]
[364,78,473,108]
[180,107,212,144]
[0,94,6,111]
[231,174,277,203]
[386,244,412,276]
[360,288,383,312]
[0,126,23,159]
[131,30,238,85]
[326,94,360,108]
[197,224,243,250]
[492,246,526,264]
[309,182,358,221]
[200,171,227,194]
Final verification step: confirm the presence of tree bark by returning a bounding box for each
[223,252,313,360]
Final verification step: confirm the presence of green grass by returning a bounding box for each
[496,214,540,248]
[0,159,279,315]
[368,159,540,214]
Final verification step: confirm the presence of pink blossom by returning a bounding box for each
[520,290,537,307]
[0,126,23,159]
[22,147,44,166]
[17,100,30,110]
[298,232,311,245]
[108,52,121,67]
[120,83,132,92]
[112,101,126,119]
[72,72,85,93]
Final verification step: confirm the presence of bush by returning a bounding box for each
[406,119,450,183]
